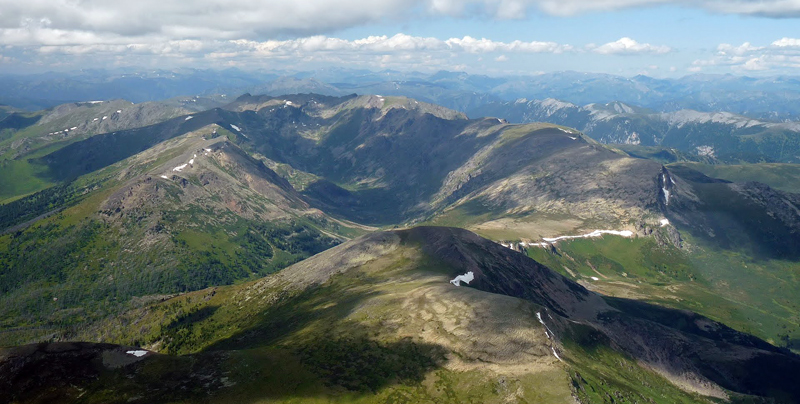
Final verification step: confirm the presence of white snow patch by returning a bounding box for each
[116,110,122,113]
[230,124,241,132]
[86,101,103,104]
[551,347,563,361]
[450,271,474,287]
[285,100,293,105]
[696,145,715,157]
[539,98,575,115]
[188,158,194,165]
[172,164,188,172]
[590,276,600,281]
[70,126,77,130]
[542,230,633,243]
[93,118,99,121]
[568,136,577,140]
[612,102,634,114]
[102,116,108,120]
[497,118,502,123]
[185,116,193,121]
[661,174,671,205]
[160,175,169,179]
[660,218,670,227]
[125,350,148,357]
[527,242,551,247]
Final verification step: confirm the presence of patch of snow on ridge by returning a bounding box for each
[450,271,474,287]
[230,124,241,132]
[172,164,188,172]
[185,116,193,121]
[542,230,633,243]
[539,98,575,115]
[160,175,169,179]
[696,145,715,157]
[125,350,148,357]
[660,218,670,227]
[662,174,671,205]
[612,102,634,114]
[591,277,600,281]
[551,347,562,361]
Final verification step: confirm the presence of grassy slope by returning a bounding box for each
[0,127,360,346]
[669,162,800,194]
[57,239,711,404]
[525,232,800,351]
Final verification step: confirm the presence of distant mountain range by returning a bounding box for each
[4,68,800,120]
[470,98,800,163]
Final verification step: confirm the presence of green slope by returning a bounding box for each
[0,125,363,346]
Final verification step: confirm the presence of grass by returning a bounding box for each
[525,233,800,350]
[669,161,800,194]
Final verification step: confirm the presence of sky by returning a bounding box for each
[1,0,800,77]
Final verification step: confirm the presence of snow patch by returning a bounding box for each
[662,174,671,205]
[612,102,634,114]
[696,145,715,157]
[188,158,194,165]
[230,124,241,132]
[116,110,122,113]
[185,116,193,121]
[590,276,600,281]
[125,350,148,357]
[172,164,188,172]
[102,116,108,120]
[160,175,169,179]
[450,271,474,286]
[285,100,293,106]
[551,347,562,361]
[538,98,575,115]
[93,118,99,121]
[542,230,633,243]
[70,127,77,130]
[660,218,670,227]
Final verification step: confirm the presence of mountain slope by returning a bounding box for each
[0,99,208,202]
[0,124,361,346]
[469,98,800,163]
[4,227,798,403]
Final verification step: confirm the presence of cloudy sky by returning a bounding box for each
[1,0,800,76]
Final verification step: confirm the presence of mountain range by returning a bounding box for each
[1,91,800,403]
[5,68,800,120]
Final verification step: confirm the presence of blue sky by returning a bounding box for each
[1,0,799,77]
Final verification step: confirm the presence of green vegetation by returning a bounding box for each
[670,161,800,194]
[526,232,800,351]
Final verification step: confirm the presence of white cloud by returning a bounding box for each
[445,36,570,53]
[692,38,800,73]
[495,54,509,61]
[0,1,798,53]
[592,37,672,55]
[717,42,763,56]
[772,37,800,47]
